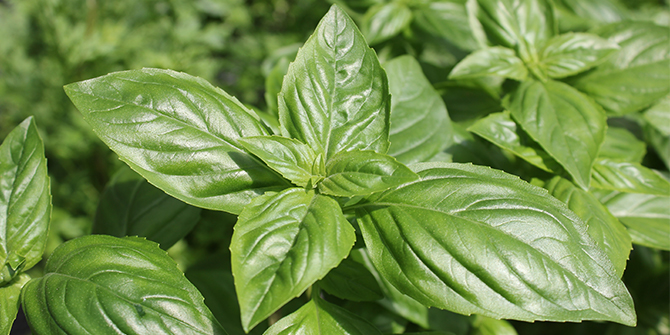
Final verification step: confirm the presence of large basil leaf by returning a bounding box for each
[64,68,289,215]
[264,297,382,335]
[21,235,227,334]
[230,188,355,331]
[571,22,670,115]
[93,166,201,250]
[0,117,50,286]
[319,257,383,302]
[362,2,413,45]
[507,79,606,190]
[598,127,646,163]
[553,0,626,31]
[539,32,619,79]
[279,5,390,159]
[413,0,480,51]
[355,163,636,325]
[591,158,670,196]
[449,47,528,81]
[0,273,30,335]
[386,56,454,164]
[545,177,631,277]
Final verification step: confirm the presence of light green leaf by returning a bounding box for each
[591,158,670,195]
[318,150,418,197]
[449,47,528,81]
[539,32,619,78]
[470,315,517,335]
[231,188,355,331]
[363,2,413,45]
[553,0,626,29]
[507,79,606,190]
[413,0,479,51]
[571,22,670,115]
[0,117,51,286]
[93,166,201,250]
[545,176,632,277]
[279,5,390,160]
[644,96,670,136]
[355,162,636,325]
[265,58,290,118]
[320,257,383,302]
[264,297,382,335]
[598,127,646,163]
[386,56,454,164]
[240,136,321,188]
[0,273,30,335]
[64,68,289,215]
[21,235,227,334]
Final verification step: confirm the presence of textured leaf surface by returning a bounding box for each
[507,79,606,189]
[93,166,201,250]
[363,2,413,45]
[319,257,383,302]
[264,297,382,335]
[413,0,479,51]
[0,273,30,335]
[449,47,527,81]
[21,235,227,335]
[386,56,454,164]
[279,5,390,159]
[65,68,288,215]
[0,117,50,285]
[598,127,646,163]
[539,32,619,78]
[231,188,355,331]
[355,163,636,325]
[591,158,670,195]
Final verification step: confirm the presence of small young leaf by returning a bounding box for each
[413,0,480,51]
[539,32,619,78]
[230,188,355,331]
[319,257,383,302]
[65,68,289,215]
[591,158,670,196]
[363,2,413,45]
[507,79,606,190]
[0,273,30,335]
[0,117,50,286]
[279,5,390,160]
[318,150,418,197]
[93,166,201,250]
[598,127,646,163]
[449,47,528,81]
[21,235,227,334]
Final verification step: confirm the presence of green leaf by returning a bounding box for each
[553,0,626,30]
[362,2,413,45]
[643,96,670,136]
[470,315,517,335]
[231,188,355,331]
[0,273,30,335]
[21,235,227,334]
[545,176,632,278]
[264,297,382,335]
[64,68,289,215]
[591,158,670,195]
[571,22,670,115]
[93,166,201,250]
[598,127,646,163]
[240,136,322,188]
[319,257,383,302]
[539,32,619,79]
[265,58,290,118]
[0,117,51,285]
[318,150,418,197]
[279,5,390,160]
[467,111,563,173]
[355,162,636,325]
[507,79,606,190]
[449,47,528,81]
[413,0,480,51]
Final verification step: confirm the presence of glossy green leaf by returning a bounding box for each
[449,47,528,81]
[545,176,632,277]
[470,315,517,335]
[553,0,626,30]
[21,235,227,334]
[278,5,390,160]
[240,136,321,188]
[507,79,606,190]
[93,166,201,250]
[0,117,50,286]
[599,127,646,163]
[467,111,563,173]
[591,158,670,195]
[643,96,670,136]
[386,56,454,164]
[264,297,382,335]
[362,2,413,45]
[571,22,670,115]
[319,257,383,302]
[355,162,636,325]
[539,32,619,78]
[318,150,418,197]
[413,0,479,51]
[231,188,355,331]
[64,68,289,215]
[0,273,30,335]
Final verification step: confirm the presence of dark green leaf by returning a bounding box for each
[355,163,636,325]
[507,79,606,189]
[0,273,30,335]
[591,158,670,195]
[93,166,201,250]
[539,32,619,78]
[0,117,50,285]
[320,257,383,302]
[64,68,289,215]
[413,0,480,51]
[362,2,413,45]
[599,127,646,163]
[449,47,528,80]
[231,188,355,331]
[21,235,227,334]
[279,5,390,160]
